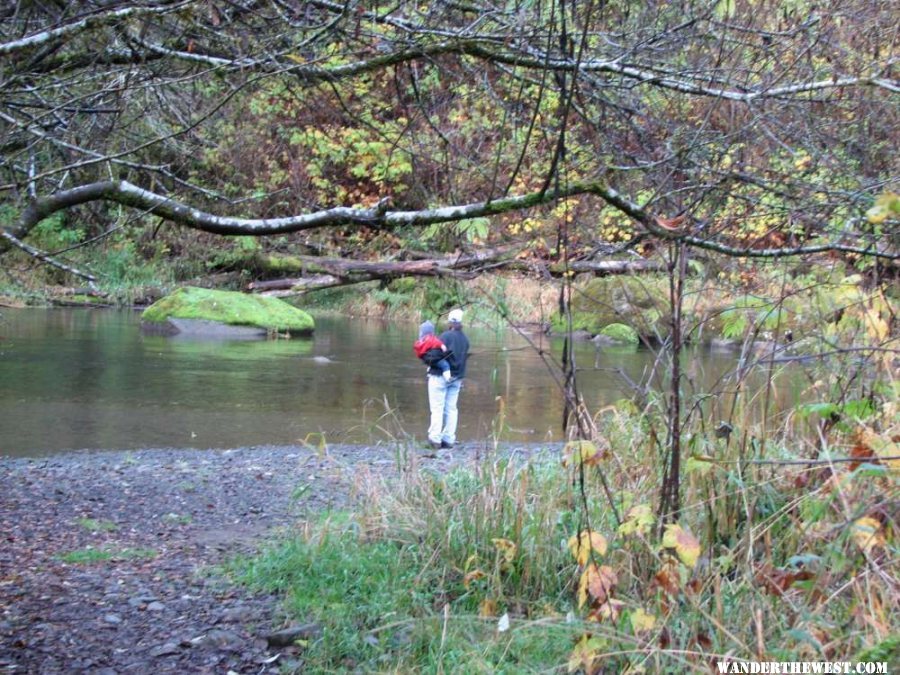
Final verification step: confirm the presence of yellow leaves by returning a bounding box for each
[630,608,656,633]
[568,634,604,674]
[662,524,701,569]
[562,440,603,468]
[866,191,900,225]
[463,569,486,589]
[590,598,625,623]
[568,530,608,565]
[618,505,655,537]
[478,598,497,617]
[863,309,890,343]
[851,517,886,554]
[491,538,517,564]
[578,563,617,609]
[793,153,813,171]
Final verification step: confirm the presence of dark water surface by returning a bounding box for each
[0,308,806,457]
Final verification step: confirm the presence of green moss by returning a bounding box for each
[260,254,306,274]
[599,322,639,344]
[387,277,418,294]
[560,276,669,337]
[141,286,314,333]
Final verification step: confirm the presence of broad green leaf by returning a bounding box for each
[562,440,601,467]
[685,455,714,476]
[568,634,605,673]
[618,505,655,536]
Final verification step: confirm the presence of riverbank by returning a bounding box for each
[4,257,895,348]
[0,442,555,673]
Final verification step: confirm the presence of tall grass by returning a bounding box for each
[233,357,898,672]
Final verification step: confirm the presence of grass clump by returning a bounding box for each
[76,518,118,532]
[235,378,898,672]
[233,457,585,672]
[58,547,157,564]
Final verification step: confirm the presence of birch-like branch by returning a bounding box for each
[0,229,97,282]
[3,180,897,263]
[0,2,193,57]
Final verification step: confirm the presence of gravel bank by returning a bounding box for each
[0,442,558,674]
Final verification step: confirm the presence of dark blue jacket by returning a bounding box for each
[430,328,469,378]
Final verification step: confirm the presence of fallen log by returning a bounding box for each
[247,245,520,294]
[247,248,668,295]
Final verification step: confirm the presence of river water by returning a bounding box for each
[0,308,807,457]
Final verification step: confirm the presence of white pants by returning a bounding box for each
[427,375,462,445]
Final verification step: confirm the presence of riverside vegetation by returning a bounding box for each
[227,287,898,673]
[4,219,897,672]
[2,2,897,671]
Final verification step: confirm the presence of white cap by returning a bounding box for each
[448,308,464,324]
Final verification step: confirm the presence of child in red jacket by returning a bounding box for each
[414,320,452,382]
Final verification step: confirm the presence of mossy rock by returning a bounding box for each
[597,322,639,345]
[141,286,314,335]
[560,276,670,338]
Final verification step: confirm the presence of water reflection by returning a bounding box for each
[0,308,807,457]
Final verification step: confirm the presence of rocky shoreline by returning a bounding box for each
[0,442,555,674]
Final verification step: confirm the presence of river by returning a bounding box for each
[0,308,807,457]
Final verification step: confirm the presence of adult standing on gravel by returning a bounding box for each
[427,308,470,450]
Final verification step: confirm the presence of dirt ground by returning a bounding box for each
[0,442,548,674]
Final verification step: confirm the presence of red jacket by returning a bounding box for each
[413,334,445,359]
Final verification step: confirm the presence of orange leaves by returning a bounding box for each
[653,214,687,233]
[854,426,899,470]
[568,530,608,566]
[578,563,617,609]
[849,433,877,471]
[569,527,617,614]
[463,569,486,589]
[662,524,701,568]
[654,556,683,598]
[589,598,625,623]
[754,563,814,596]
[478,597,497,617]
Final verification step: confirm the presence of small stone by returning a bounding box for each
[263,623,323,647]
[200,628,244,651]
[128,595,157,608]
[219,606,252,623]
[103,614,122,625]
[146,601,166,612]
[149,642,180,658]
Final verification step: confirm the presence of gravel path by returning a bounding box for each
[0,442,555,674]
